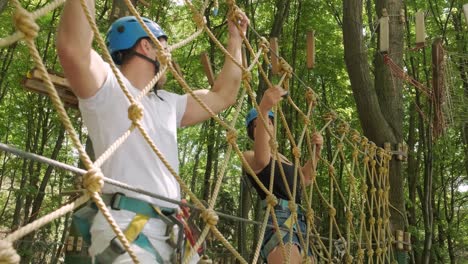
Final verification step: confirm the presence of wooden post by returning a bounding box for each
[270,37,280,75]
[306,30,315,69]
[402,144,408,161]
[384,142,391,153]
[404,232,412,251]
[67,236,74,251]
[415,11,425,46]
[379,10,389,53]
[200,52,215,87]
[76,237,83,252]
[395,230,404,250]
[432,38,445,138]
[464,4,468,26]
[397,143,403,161]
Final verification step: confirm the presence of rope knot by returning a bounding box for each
[226,129,237,144]
[279,58,292,75]
[269,139,278,150]
[363,156,370,164]
[369,217,376,225]
[0,240,20,264]
[265,195,277,207]
[357,249,365,259]
[346,211,353,222]
[328,207,336,217]
[158,51,172,66]
[351,130,361,142]
[242,71,252,83]
[128,103,144,124]
[337,123,349,135]
[192,13,206,29]
[306,209,314,224]
[337,143,344,150]
[292,147,301,158]
[83,167,104,193]
[352,150,359,159]
[360,184,368,193]
[288,202,297,214]
[360,212,366,221]
[259,37,269,50]
[14,6,39,40]
[375,248,383,255]
[305,88,316,106]
[377,218,383,226]
[361,137,369,146]
[228,6,243,25]
[367,249,374,257]
[323,111,337,122]
[201,209,218,226]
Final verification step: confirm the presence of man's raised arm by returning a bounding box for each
[56,0,106,99]
[181,12,249,127]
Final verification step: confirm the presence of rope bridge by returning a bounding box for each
[0,0,396,263]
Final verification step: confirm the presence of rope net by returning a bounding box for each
[0,0,395,263]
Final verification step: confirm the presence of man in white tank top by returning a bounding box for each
[57,2,249,263]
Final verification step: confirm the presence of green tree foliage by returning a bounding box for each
[0,0,466,263]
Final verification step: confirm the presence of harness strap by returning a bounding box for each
[102,193,176,218]
[95,213,165,263]
[94,193,178,263]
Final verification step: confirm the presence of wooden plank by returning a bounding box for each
[270,37,280,74]
[67,236,74,251]
[23,78,78,108]
[200,52,215,86]
[379,16,389,53]
[306,30,315,69]
[415,11,425,45]
[464,4,468,26]
[404,232,412,251]
[396,230,404,250]
[30,68,70,88]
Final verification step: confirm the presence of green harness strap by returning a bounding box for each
[65,193,178,264]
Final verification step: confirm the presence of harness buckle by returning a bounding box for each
[109,236,126,255]
[110,192,125,210]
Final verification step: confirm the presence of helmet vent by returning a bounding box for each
[117,25,125,33]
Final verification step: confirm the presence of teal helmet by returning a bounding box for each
[106,16,167,65]
[245,108,274,127]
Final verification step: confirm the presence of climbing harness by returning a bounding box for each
[260,199,308,259]
[64,192,195,264]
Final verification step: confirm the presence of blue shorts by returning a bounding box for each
[261,208,313,260]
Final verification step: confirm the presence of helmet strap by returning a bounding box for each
[127,50,164,99]
[128,50,160,75]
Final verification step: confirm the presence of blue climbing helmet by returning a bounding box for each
[245,108,275,127]
[106,16,167,65]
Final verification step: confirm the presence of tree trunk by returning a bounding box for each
[343,0,406,261]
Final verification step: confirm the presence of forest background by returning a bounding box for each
[0,0,466,263]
